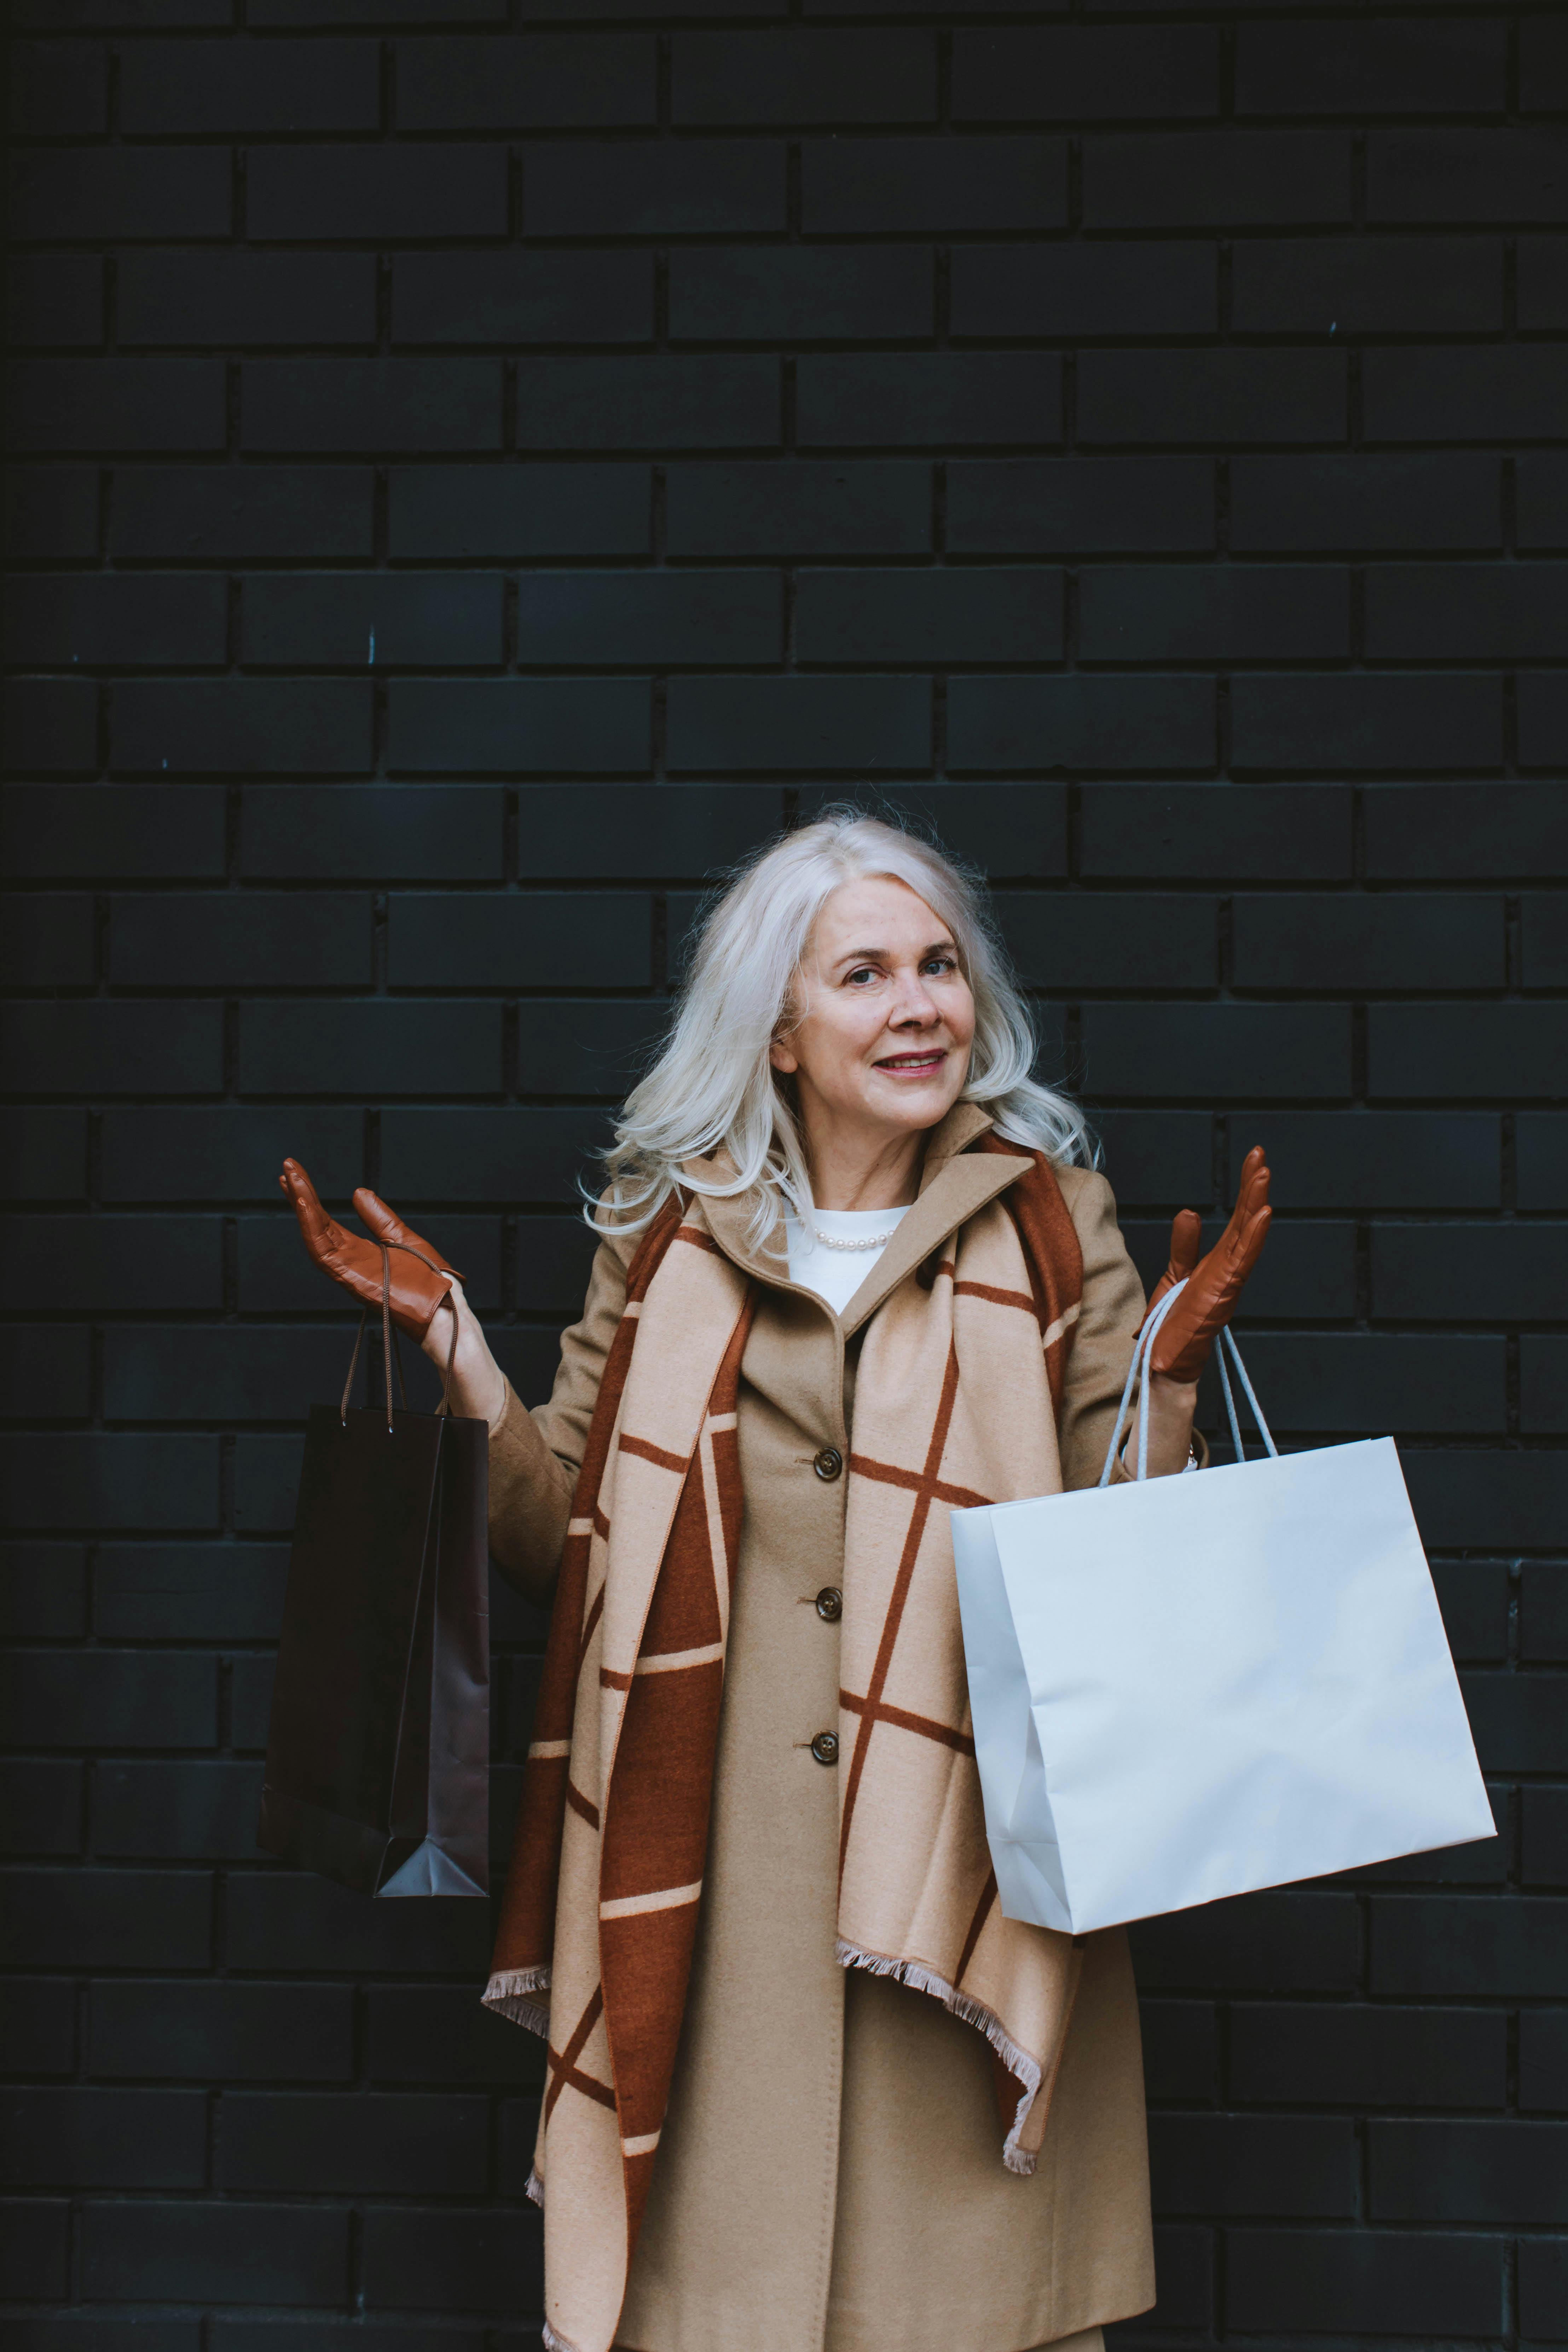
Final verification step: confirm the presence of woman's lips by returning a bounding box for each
[875,1049,947,1075]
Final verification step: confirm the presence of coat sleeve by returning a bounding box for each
[487,1227,634,1608]
[1054,1166,1148,1494]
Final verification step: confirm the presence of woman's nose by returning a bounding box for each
[890,974,939,1025]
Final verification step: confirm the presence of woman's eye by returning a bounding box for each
[923,954,956,976]
[845,966,879,986]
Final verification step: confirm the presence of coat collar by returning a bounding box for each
[683,1101,1031,1338]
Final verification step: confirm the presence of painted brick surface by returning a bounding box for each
[3,2,1565,2344]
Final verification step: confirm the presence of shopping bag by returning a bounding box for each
[951,1281,1494,1936]
[258,1268,490,1897]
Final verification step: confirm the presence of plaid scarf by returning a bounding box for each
[485,1143,1086,2352]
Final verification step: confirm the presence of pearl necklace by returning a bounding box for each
[812,1224,899,1252]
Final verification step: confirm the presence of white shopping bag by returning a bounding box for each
[952,1282,1495,1936]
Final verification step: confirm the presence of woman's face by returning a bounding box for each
[769,875,977,1147]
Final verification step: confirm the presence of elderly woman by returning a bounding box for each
[284,812,1270,2352]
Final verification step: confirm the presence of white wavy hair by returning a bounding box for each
[597,805,1093,1238]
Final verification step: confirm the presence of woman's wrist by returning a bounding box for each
[423,1285,508,1430]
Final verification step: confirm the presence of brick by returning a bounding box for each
[1225,2226,1503,2335]
[253,0,505,20]
[4,467,100,560]
[1125,1218,1354,1323]
[0,1761,82,1855]
[362,2207,542,2312]
[244,573,504,669]
[1237,19,1505,118]
[1130,1891,1360,1993]
[110,892,370,989]
[82,2202,350,2306]
[1523,1567,1568,1662]
[1095,1113,1214,1209]
[394,252,652,346]
[1234,893,1502,992]
[1231,237,1501,335]
[231,1652,277,1749]
[0,1979,75,2075]
[1134,2224,1214,2332]
[670,248,931,344]
[673,30,934,125]
[226,1870,493,1974]
[515,357,777,451]
[1463,1671,1568,1770]
[111,466,374,560]
[113,681,374,775]
[391,463,647,560]
[0,2201,68,2302]
[241,788,504,880]
[951,243,1214,339]
[1521,674,1568,768]
[94,1543,287,1639]
[119,252,377,349]
[1524,15,1568,111]
[0,1323,89,1419]
[1084,1004,1350,1101]
[1366,786,1568,880]
[1372,2117,1568,2223]
[0,894,96,984]
[1371,1895,1568,1996]
[0,1651,216,1746]
[398,33,654,127]
[796,783,1066,878]
[238,1000,502,1097]
[0,1544,87,1638]
[3,1431,221,1530]
[1229,2003,1505,2110]
[954,27,1215,123]
[8,149,231,242]
[1079,351,1344,446]
[1232,455,1498,554]
[100,1107,361,1203]
[1525,1789,1568,1888]
[995,893,1213,991]
[89,1980,352,2082]
[212,2332,480,2352]
[381,1108,606,1203]
[242,360,503,454]
[250,144,505,241]
[666,675,927,773]
[1521,2239,1568,2341]
[219,2091,487,2193]
[369,1986,541,2091]
[797,568,1061,664]
[9,40,110,135]
[1521,1115,1568,1209]
[1525,1339,1568,1432]
[798,354,1060,449]
[1148,2115,1356,2218]
[1402,1452,1568,1550]
[1373,1224,1568,1321]
[2,681,97,774]
[522,572,780,666]
[511,784,782,879]
[1370,1005,1568,1101]
[5,253,103,348]
[1239,1333,1503,1434]
[6,360,226,453]
[527,140,783,235]
[1232,674,1501,775]
[390,680,648,775]
[0,1112,88,1202]
[516,1215,602,1314]
[1138,2000,1216,2102]
[0,2088,206,2188]
[803,137,1065,234]
[1083,130,1350,229]
[1367,562,1568,659]
[0,1002,222,1096]
[1520,454,1568,545]
[242,1212,500,1313]
[1365,348,1568,443]
[669,461,925,558]
[1082,566,1347,663]
[121,37,377,131]
[0,1868,211,1969]
[15,0,228,17]
[4,572,226,669]
[1433,1564,1510,1664]
[950,677,1212,773]
[392,894,650,989]
[92,1761,267,1860]
[1371,130,1568,225]
[948,459,1211,555]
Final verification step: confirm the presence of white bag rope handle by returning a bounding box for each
[1098,1277,1278,1489]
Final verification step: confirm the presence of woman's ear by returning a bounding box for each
[768,1036,799,1075]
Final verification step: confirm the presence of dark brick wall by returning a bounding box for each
[3,0,1567,2344]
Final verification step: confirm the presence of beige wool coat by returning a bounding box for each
[487,1104,1157,2352]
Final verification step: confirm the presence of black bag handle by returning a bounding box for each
[338,1242,458,1432]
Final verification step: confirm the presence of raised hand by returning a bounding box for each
[1143,1145,1272,1385]
[280,1158,458,1342]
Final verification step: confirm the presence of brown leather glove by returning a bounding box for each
[1141,1145,1272,1385]
[280,1159,460,1342]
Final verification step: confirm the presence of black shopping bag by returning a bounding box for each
[258,1270,490,1897]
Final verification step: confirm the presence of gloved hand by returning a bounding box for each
[280,1158,460,1342]
[1141,1145,1272,1385]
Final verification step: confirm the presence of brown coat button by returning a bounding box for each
[813,1446,843,1481]
[810,1730,839,1766]
[815,1586,842,1622]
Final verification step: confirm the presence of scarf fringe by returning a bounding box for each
[526,2163,545,2212]
[482,1965,551,2039]
[542,2319,584,2352]
[836,1937,1042,2177]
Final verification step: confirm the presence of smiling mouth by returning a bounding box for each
[876,1049,947,1075]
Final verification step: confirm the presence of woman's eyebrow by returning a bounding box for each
[829,938,957,971]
